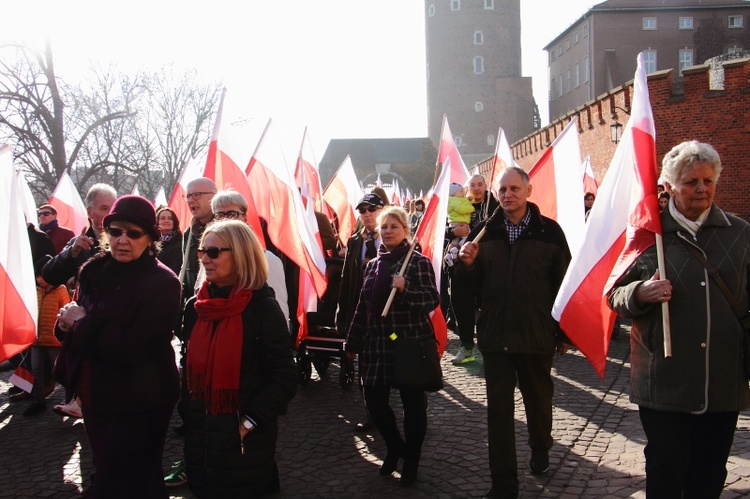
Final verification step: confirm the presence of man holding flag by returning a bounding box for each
[456,166,570,499]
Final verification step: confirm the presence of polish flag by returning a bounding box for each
[295,127,323,213]
[131,182,140,197]
[48,170,88,235]
[489,127,519,195]
[414,157,453,355]
[437,115,471,186]
[581,154,599,196]
[246,119,327,300]
[552,53,661,377]
[154,186,168,208]
[204,88,265,247]
[15,167,38,225]
[527,116,585,254]
[323,155,362,247]
[168,155,204,233]
[0,145,38,363]
[295,173,324,345]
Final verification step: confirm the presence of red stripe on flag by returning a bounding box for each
[0,264,36,363]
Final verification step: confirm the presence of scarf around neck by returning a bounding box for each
[668,198,709,238]
[371,239,411,314]
[39,219,59,232]
[160,230,178,243]
[187,282,253,415]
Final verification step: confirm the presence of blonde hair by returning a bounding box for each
[377,206,412,241]
[201,220,267,291]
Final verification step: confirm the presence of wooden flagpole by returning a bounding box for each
[655,233,672,357]
[381,238,418,317]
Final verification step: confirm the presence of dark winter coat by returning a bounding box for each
[609,205,750,413]
[453,202,571,355]
[183,284,298,499]
[157,232,184,276]
[54,251,181,414]
[42,224,101,287]
[336,233,367,334]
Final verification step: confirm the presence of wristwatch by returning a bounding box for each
[241,416,255,432]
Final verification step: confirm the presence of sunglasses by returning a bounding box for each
[358,206,382,214]
[106,227,147,239]
[37,211,53,217]
[184,191,216,201]
[197,246,232,259]
[214,210,244,220]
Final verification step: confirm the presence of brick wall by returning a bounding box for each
[480,58,750,220]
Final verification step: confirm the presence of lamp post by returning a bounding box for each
[610,120,623,144]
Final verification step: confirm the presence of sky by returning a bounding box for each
[4,0,596,165]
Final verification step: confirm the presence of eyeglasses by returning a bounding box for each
[184,191,216,201]
[197,246,232,259]
[106,227,147,239]
[214,210,244,220]
[358,206,382,214]
[37,211,53,217]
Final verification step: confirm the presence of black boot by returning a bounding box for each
[400,459,418,486]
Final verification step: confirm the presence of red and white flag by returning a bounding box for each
[154,186,168,208]
[204,89,265,247]
[131,182,140,197]
[9,364,34,393]
[581,154,599,196]
[437,115,471,186]
[414,158,452,355]
[527,116,585,254]
[168,155,204,233]
[0,145,38,363]
[552,53,661,377]
[295,127,323,213]
[489,127,519,195]
[48,170,88,235]
[322,155,362,247]
[15,167,38,225]
[246,119,327,302]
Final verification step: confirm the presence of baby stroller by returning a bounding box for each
[296,257,355,388]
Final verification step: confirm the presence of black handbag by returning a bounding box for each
[392,336,443,392]
[679,238,750,379]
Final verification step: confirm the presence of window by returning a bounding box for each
[575,62,580,88]
[557,45,563,56]
[566,68,571,93]
[487,135,495,146]
[643,50,657,74]
[550,77,556,99]
[473,56,484,74]
[679,17,693,29]
[474,31,484,45]
[484,0,494,9]
[451,0,460,11]
[584,56,590,82]
[475,101,484,112]
[679,49,693,75]
[643,18,656,30]
[428,4,435,17]
[558,73,563,97]
[550,50,555,63]
[574,32,579,44]
[565,38,570,51]
[455,135,463,147]
[583,23,589,37]
[729,15,743,28]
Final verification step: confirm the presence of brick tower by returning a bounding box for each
[425,0,535,166]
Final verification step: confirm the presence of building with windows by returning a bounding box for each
[545,0,750,121]
[425,0,536,166]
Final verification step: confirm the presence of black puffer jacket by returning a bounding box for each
[183,284,298,499]
[453,202,570,354]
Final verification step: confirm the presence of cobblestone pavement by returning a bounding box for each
[2,322,750,498]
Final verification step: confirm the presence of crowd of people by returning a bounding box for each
[5,139,748,499]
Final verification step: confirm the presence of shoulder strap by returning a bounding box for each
[678,236,749,325]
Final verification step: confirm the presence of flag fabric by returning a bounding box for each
[414,158,452,355]
[581,154,599,196]
[9,364,34,393]
[489,127,519,195]
[204,89,265,247]
[131,182,140,197]
[154,186,168,208]
[437,115,471,186]
[322,155,362,247]
[295,127,323,213]
[246,119,327,303]
[168,155,204,233]
[48,170,88,235]
[15,167,38,225]
[295,187,324,345]
[552,53,661,377]
[527,116,585,254]
[0,145,38,363]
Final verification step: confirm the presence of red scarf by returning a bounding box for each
[187,282,253,415]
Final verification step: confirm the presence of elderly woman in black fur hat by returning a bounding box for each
[56,195,181,499]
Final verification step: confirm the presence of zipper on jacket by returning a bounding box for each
[238,411,245,454]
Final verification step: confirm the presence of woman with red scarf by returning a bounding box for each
[182,220,297,498]
[345,206,440,486]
